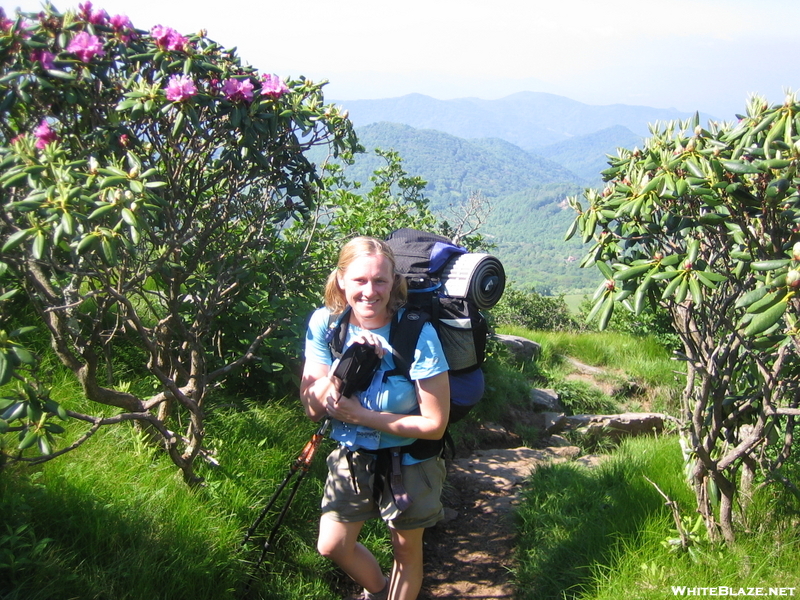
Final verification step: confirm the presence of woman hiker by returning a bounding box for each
[300,236,450,600]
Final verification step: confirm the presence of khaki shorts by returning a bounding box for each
[321,445,446,530]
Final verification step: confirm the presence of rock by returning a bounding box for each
[569,412,665,440]
[547,433,572,447]
[530,388,564,412]
[496,334,541,363]
[542,411,567,434]
[477,422,521,448]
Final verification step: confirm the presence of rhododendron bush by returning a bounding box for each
[0,3,358,483]
[568,95,800,544]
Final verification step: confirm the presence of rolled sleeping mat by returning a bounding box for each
[439,253,506,309]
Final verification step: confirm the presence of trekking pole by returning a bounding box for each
[241,418,330,574]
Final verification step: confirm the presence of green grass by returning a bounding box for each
[0,393,387,600]
[514,435,800,600]
[563,293,587,315]
[497,326,682,413]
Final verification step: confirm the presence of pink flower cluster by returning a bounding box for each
[165,74,197,102]
[77,3,136,41]
[31,49,55,70]
[222,78,254,103]
[0,8,11,32]
[151,25,188,52]
[261,74,289,99]
[34,120,58,149]
[67,31,105,63]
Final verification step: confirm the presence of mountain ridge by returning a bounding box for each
[335,91,719,151]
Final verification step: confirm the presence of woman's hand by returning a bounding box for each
[349,332,387,359]
[324,390,365,424]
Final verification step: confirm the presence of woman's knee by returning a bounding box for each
[390,527,424,563]
[317,516,360,560]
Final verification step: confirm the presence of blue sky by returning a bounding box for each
[3,0,798,119]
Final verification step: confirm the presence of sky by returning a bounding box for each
[3,0,799,120]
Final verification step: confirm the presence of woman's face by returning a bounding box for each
[337,253,394,329]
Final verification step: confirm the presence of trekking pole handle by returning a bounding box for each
[295,418,329,472]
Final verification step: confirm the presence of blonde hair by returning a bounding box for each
[323,236,407,315]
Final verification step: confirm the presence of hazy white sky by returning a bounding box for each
[3,0,798,118]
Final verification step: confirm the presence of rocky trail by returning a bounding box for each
[420,443,590,599]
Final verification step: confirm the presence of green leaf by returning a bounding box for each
[0,353,10,386]
[719,159,761,174]
[750,259,790,271]
[688,276,703,308]
[598,295,615,330]
[18,429,38,450]
[10,345,34,365]
[612,263,652,281]
[32,231,47,260]
[735,286,769,309]
[743,298,788,336]
[2,228,33,253]
[596,261,613,280]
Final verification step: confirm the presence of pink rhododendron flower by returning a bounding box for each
[78,1,108,25]
[165,74,197,102]
[67,31,105,63]
[31,49,55,70]
[150,25,188,52]
[110,14,136,42]
[34,120,58,149]
[261,74,289,99]
[0,8,11,32]
[222,78,254,103]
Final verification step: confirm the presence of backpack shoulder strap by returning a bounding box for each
[325,307,351,360]
[386,308,429,381]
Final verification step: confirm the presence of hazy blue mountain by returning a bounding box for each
[536,125,645,185]
[335,92,718,151]
[338,122,584,211]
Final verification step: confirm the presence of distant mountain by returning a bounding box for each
[315,121,600,293]
[335,92,717,151]
[537,125,645,185]
[340,122,584,210]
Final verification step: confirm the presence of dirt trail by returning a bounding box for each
[418,446,591,599]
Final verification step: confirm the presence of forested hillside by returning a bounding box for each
[346,122,583,209]
[536,125,644,185]
[312,122,603,293]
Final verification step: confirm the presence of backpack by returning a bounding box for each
[327,228,505,426]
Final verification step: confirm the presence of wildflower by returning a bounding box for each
[67,31,105,63]
[261,74,289,99]
[150,25,188,52]
[31,49,55,70]
[165,74,197,102]
[0,8,11,32]
[110,14,136,42]
[78,1,108,25]
[34,120,58,149]
[222,78,254,103]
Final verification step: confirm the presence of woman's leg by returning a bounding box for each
[317,514,387,593]
[387,527,425,600]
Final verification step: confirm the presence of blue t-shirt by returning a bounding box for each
[305,307,448,454]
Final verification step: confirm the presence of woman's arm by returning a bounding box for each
[300,360,337,422]
[324,371,450,440]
